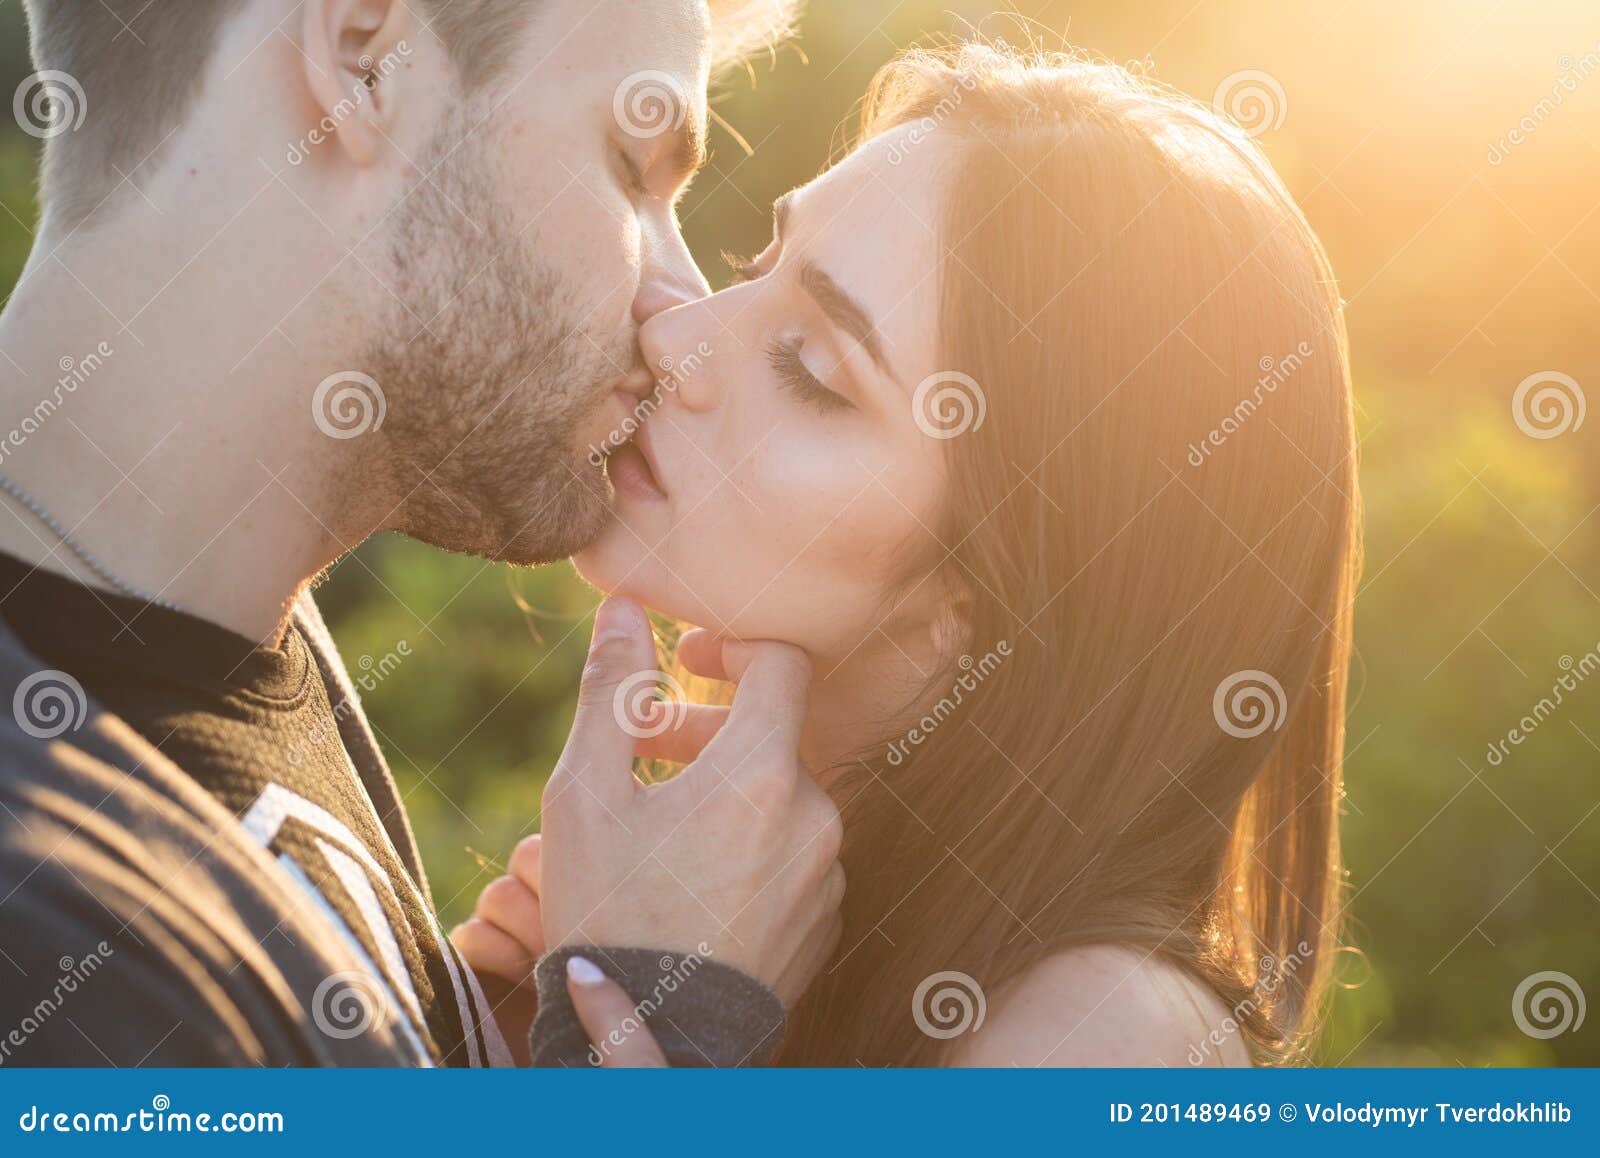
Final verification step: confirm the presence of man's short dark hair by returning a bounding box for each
[21,0,799,231]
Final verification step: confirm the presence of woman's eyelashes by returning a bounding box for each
[722,253,855,415]
[766,337,854,414]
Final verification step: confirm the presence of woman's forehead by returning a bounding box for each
[786,124,953,390]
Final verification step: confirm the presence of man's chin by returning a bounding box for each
[491,484,616,567]
[398,465,617,567]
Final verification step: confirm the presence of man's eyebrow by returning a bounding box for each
[799,260,900,385]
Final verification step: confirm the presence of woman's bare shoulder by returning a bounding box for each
[947,945,1252,1068]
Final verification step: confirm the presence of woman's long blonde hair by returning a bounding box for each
[675,40,1360,1066]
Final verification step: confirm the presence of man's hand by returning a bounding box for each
[539,597,844,1009]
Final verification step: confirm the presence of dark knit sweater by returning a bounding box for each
[0,552,781,1067]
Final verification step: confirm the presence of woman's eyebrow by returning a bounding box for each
[774,191,903,387]
[799,260,901,387]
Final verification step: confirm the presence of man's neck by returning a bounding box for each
[0,223,377,645]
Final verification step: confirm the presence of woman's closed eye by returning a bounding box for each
[727,252,856,415]
[766,337,854,415]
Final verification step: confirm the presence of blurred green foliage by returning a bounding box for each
[1,1,1594,1066]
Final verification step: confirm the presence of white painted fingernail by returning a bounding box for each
[567,955,606,987]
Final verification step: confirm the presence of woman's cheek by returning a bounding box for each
[789,501,908,639]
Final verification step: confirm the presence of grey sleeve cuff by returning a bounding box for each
[529,946,786,1068]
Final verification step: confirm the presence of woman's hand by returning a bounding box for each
[452,840,675,1067]
[451,834,547,1064]
[564,955,668,1067]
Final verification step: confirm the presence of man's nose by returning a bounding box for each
[632,223,710,326]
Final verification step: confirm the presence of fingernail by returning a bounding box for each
[567,955,607,987]
[591,597,642,648]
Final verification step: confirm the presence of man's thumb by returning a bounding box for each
[560,597,664,796]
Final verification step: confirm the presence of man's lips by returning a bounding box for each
[586,386,645,460]
[617,363,657,401]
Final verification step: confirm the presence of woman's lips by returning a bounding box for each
[632,425,666,491]
[606,439,667,503]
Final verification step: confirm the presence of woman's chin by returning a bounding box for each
[572,538,669,610]
[572,527,755,635]
[571,543,629,597]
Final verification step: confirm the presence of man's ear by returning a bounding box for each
[299,0,413,168]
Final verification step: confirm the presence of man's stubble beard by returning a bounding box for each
[364,114,627,565]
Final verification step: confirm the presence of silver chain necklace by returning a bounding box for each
[0,472,182,612]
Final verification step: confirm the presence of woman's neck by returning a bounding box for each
[798,628,951,776]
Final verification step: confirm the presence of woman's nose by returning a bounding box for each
[638,303,722,413]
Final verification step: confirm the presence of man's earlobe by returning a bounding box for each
[299,0,412,168]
